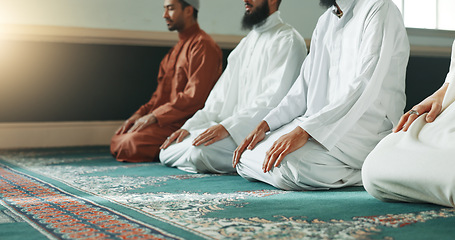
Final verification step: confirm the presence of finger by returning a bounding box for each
[264,149,280,173]
[402,113,419,132]
[135,122,148,133]
[127,124,138,133]
[121,122,134,134]
[160,134,177,149]
[247,134,262,150]
[263,143,279,172]
[393,114,409,133]
[132,123,143,132]
[160,138,173,149]
[263,147,274,170]
[274,146,290,168]
[232,150,241,168]
[176,131,189,143]
[233,140,249,168]
[115,126,122,135]
[160,139,171,149]
[192,130,207,144]
[193,132,212,146]
[117,122,131,135]
[426,102,442,123]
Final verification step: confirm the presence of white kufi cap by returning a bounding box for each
[183,0,199,10]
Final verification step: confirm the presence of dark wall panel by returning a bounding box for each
[0,39,449,122]
[404,56,450,111]
[0,40,171,122]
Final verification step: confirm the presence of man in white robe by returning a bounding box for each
[233,0,410,190]
[362,40,455,208]
[159,0,307,173]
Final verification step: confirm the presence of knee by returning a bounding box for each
[158,140,188,166]
[159,148,172,165]
[187,146,210,173]
[111,132,139,147]
[110,134,130,156]
[361,157,385,200]
[271,161,305,190]
[110,132,144,159]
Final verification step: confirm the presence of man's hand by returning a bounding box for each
[394,83,448,133]
[127,114,157,133]
[116,114,142,135]
[160,129,190,149]
[192,124,229,146]
[262,127,309,173]
[233,121,270,168]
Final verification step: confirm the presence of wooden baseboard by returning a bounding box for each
[0,121,122,149]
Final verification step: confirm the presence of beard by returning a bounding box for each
[241,1,270,30]
[320,0,337,8]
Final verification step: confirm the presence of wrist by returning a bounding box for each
[259,121,271,133]
[129,114,141,120]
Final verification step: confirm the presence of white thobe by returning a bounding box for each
[159,12,307,173]
[236,0,410,190]
[362,40,455,207]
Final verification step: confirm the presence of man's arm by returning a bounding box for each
[233,121,270,168]
[395,82,449,132]
[151,39,222,127]
[116,113,142,135]
[221,33,307,145]
[298,2,409,150]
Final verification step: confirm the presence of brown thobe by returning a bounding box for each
[110,24,222,162]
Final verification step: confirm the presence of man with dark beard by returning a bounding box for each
[234,0,410,191]
[160,0,307,174]
[110,0,222,162]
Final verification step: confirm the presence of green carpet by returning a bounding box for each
[0,147,454,239]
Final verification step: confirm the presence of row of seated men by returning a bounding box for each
[111,0,455,208]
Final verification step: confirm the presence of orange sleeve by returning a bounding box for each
[152,39,222,126]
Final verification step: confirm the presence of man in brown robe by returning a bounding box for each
[110,0,222,162]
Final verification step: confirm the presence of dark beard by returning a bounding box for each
[320,0,336,8]
[241,1,270,30]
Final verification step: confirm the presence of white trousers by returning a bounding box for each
[236,120,362,191]
[159,126,237,174]
[362,83,455,207]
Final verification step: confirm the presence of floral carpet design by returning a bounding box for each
[1,147,454,240]
[0,165,181,240]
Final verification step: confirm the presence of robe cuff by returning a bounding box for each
[219,119,240,144]
[298,121,340,151]
[220,118,254,145]
[445,72,455,84]
[263,114,283,132]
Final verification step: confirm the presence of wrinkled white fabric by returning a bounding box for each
[160,11,307,173]
[237,0,410,190]
[363,40,455,207]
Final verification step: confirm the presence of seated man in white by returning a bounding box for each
[362,39,455,208]
[233,0,410,190]
[159,0,307,173]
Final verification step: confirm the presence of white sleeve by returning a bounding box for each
[445,40,455,84]
[180,63,231,131]
[263,55,310,132]
[262,22,322,132]
[221,34,307,144]
[299,2,408,150]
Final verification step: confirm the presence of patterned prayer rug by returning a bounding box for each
[0,147,454,240]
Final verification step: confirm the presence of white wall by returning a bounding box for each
[0,0,325,39]
[0,0,453,47]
